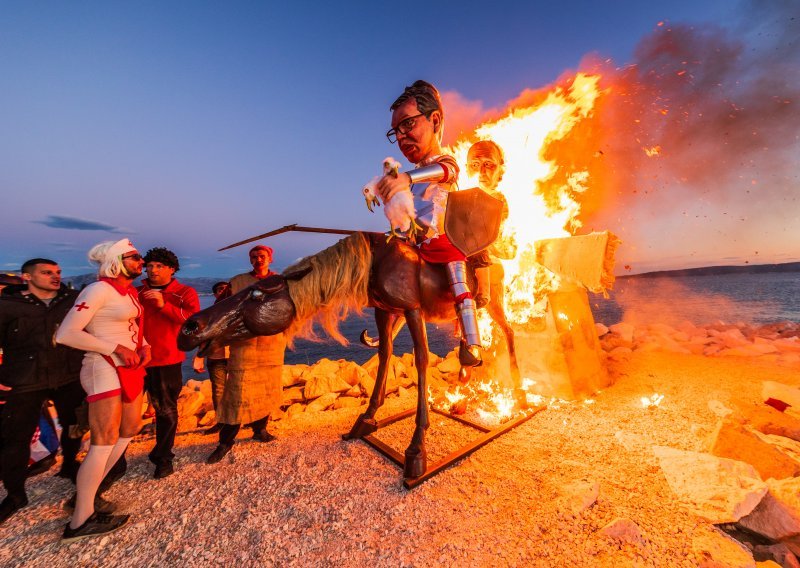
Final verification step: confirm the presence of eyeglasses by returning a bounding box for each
[386,111,433,144]
[121,253,142,261]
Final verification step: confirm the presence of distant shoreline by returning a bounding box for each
[58,261,800,291]
[618,260,800,279]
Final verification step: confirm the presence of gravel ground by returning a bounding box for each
[1,351,797,567]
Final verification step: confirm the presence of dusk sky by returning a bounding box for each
[2,1,797,279]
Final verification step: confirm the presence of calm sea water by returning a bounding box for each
[184,271,799,379]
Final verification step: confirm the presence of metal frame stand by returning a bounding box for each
[358,406,544,489]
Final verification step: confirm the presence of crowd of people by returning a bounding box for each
[0,79,510,544]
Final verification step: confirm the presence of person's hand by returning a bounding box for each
[192,355,205,373]
[113,344,140,367]
[376,172,412,203]
[141,289,165,308]
[0,382,10,404]
[135,346,152,369]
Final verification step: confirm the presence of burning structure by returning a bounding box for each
[441,73,620,404]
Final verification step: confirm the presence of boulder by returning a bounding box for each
[286,403,305,419]
[359,372,377,398]
[595,323,609,337]
[306,392,338,413]
[282,386,305,405]
[752,544,800,568]
[303,374,352,400]
[653,445,767,523]
[599,518,645,547]
[738,477,800,541]
[197,410,216,427]
[609,322,634,343]
[177,390,205,419]
[709,420,800,480]
[282,366,304,388]
[333,397,363,410]
[718,328,750,348]
[437,354,461,375]
[692,529,756,568]
[339,361,370,387]
[342,385,362,398]
[305,358,341,380]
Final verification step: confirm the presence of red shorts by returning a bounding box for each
[417,235,466,264]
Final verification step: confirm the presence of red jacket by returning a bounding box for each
[137,279,200,367]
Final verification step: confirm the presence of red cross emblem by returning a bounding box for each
[75,302,89,311]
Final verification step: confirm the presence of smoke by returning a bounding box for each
[442,1,800,270]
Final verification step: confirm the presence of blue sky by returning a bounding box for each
[1,1,796,277]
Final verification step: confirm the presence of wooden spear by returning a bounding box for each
[218,224,358,251]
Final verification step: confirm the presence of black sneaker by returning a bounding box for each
[153,461,174,479]
[0,496,28,526]
[64,493,117,515]
[61,512,130,544]
[206,444,232,464]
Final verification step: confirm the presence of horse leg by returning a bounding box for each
[343,309,394,440]
[403,308,429,478]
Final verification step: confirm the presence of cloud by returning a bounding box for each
[186,263,202,269]
[34,215,133,234]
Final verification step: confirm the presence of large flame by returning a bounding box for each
[447,73,602,340]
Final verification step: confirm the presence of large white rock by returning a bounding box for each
[306,392,338,413]
[738,477,800,540]
[303,374,352,400]
[653,446,768,523]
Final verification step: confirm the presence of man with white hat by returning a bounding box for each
[56,238,151,542]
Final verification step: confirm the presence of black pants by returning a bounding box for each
[0,382,85,502]
[207,358,227,411]
[144,363,182,464]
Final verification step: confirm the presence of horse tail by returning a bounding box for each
[283,232,372,347]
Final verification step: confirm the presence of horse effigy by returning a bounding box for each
[178,231,506,480]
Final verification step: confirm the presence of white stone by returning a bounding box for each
[609,322,634,343]
[653,446,768,523]
[738,477,800,540]
[595,323,609,337]
[306,392,338,413]
[303,374,352,400]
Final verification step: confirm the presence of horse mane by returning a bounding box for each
[282,232,372,347]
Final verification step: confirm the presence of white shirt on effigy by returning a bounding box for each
[56,280,147,366]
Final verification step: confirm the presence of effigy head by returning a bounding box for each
[467,140,505,192]
[178,268,310,354]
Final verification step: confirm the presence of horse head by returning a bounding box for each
[177,267,312,355]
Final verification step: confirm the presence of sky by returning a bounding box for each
[1,0,797,277]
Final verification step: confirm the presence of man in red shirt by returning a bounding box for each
[138,247,200,478]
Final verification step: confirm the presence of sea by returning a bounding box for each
[183,270,800,380]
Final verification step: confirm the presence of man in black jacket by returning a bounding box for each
[0,258,86,524]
